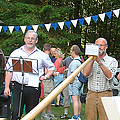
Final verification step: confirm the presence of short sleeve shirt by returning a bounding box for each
[5,45,55,84]
[67,57,81,83]
[63,56,73,77]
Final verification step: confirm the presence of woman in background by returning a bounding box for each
[53,48,65,107]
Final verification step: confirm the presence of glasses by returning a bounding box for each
[96,44,106,47]
[26,37,36,41]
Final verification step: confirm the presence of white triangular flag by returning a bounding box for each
[45,23,51,31]
[99,13,105,22]
[32,25,39,32]
[58,22,64,30]
[113,9,120,18]
[71,19,78,27]
[8,26,14,33]
[20,26,26,33]
[0,26,2,32]
[85,16,91,25]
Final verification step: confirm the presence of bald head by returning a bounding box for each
[95,38,107,45]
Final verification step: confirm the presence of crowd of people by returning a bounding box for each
[3,30,119,120]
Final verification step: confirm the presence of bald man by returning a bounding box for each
[83,38,118,120]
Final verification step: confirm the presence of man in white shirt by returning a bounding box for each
[4,30,55,120]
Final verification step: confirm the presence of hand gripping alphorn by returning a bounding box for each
[21,56,94,120]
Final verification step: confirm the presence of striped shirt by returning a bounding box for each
[88,54,118,92]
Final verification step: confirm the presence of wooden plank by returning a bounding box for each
[101,97,120,120]
[21,56,94,120]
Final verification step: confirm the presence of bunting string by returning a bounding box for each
[0,9,119,34]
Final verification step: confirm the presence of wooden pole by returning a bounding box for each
[21,56,94,120]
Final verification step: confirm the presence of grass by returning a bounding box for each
[34,85,88,120]
[35,102,86,120]
[0,102,86,120]
[0,95,86,120]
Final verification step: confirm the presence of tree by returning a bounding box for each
[0,0,120,63]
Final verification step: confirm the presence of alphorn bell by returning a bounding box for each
[21,56,95,120]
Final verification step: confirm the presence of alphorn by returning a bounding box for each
[21,56,94,120]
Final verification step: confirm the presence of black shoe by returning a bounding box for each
[55,105,60,107]
[60,114,69,119]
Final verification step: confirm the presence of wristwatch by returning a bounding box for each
[99,63,103,67]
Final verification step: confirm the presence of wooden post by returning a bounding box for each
[21,56,94,120]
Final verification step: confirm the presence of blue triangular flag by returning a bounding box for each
[78,18,84,26]
[27,25,32,30]
[15,26,20,33]
[92,15,98,23]
[106,11,112,19]
[39,24,44,27]
[3,26,8,33]
[65,21,71,29]
[52,23,58,31]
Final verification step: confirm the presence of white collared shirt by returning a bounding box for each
[5,45,55,84]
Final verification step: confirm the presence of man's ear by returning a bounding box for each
[24,37,26,43]
[106,45,108,49]
[36,38,38,44]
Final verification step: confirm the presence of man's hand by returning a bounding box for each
[61,53,65,59]
[88,55,97,61]
[117,72,120,81]
[96,57,101,64]
[40,76,47,81]
[4,88,11,97]
[53,72,58,76]
[70,80,73,84]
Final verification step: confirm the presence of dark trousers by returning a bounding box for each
[12,82,41,120]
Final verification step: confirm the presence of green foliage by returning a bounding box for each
[0,1,40,25]
[0,0,120,63]
[38,5,61,23]
[0,31,24,55]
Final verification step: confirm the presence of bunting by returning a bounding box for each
[20,26,26,33]
[32,25,39,32]
[71,19,78,27]
[85,16,91,25]
[58,22,64,30]
[0,26,2,32]
[98,13,105,22]
[0,9,119,34]
[78,18,84,26]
